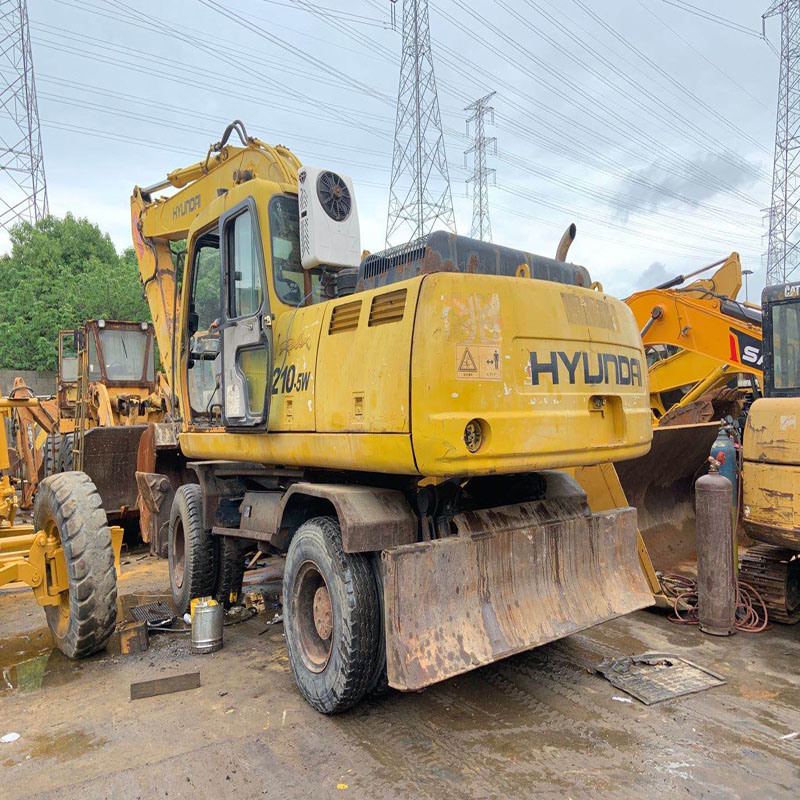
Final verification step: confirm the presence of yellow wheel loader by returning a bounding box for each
[0,392,121,659]
[50,319,180,549]
[739,282,800,622]
[127,121,655,713]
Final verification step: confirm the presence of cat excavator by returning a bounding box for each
[738,281,800,622]
[125,121,654,713]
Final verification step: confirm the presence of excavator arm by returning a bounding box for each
[626,252,763,421]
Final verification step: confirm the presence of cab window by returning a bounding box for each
[59,332,78,383]
[229,210,262,317]
[771,301,800,391]
[186,235,221,418]
[269,195,323,306]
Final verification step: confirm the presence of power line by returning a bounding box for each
[661,0,764,39]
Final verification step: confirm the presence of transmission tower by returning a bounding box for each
[464,91,496,242]
[765,1,800,285]
[0,0,48,233]
[386,0,455,246]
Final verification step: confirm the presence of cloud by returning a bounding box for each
[634,260,672,290]
[609,151,760,222]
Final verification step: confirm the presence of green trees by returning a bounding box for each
[0,214,150,371]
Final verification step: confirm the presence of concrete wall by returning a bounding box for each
[0,369,57,397]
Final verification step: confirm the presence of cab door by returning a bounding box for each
[219,198,273,428]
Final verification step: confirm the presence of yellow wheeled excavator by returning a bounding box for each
[126,121,654,713]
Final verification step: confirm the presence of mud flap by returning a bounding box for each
[382,499,653,691]
[82,425,147,517]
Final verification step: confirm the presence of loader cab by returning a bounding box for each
[57,321,156,417]
[762,282,800,398]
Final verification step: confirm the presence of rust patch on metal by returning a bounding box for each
[382,502,653,691]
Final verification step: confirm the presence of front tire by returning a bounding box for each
[34,471,117,659]
[283,516,381,714]
[168,484,215,614]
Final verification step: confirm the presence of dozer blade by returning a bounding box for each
[613,422,720,576]
[382,498,653,691]
[82,425,147,518]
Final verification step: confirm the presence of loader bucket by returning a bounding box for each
[382,495,653,691]
[613,421,720,575]
[82,425,147,518]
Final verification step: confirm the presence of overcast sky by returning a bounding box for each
[23,0,779,300]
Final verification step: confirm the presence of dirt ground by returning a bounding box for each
[1,554,799,800]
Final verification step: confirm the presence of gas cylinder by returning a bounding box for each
[710,425,738,520]
[695,456,736,636]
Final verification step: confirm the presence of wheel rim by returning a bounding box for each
[292,560,333,673]
[172,519,185,589]
[44,518,70,638]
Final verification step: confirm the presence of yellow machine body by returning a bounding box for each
[743,397,800,549]
[180,265,653,474]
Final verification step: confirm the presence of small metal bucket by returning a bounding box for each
[191,599,223,654]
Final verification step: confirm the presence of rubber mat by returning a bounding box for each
[593,652,726,705]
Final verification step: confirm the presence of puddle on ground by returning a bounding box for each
[25,729,107,762]
[0,591,171,695]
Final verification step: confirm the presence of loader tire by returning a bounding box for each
[58,433,75,472]
[43,432,61,476]
[283,516,381,714]
[33,471,118,659]
[214,536,247,609]
[168,484,215,614]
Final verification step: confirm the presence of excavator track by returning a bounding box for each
[739,544,800,624]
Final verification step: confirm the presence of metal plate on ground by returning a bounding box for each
[129,600,175,625]
[594,652,726,705]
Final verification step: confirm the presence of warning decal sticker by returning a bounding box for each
[455,345,502,380]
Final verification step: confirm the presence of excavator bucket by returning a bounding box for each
[613,422,720,575]
[82,425,147,518]
[382,490,653,691]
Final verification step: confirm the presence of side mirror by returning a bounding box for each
[188,311,199,337]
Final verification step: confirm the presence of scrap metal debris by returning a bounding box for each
[129,600,175,626]
[593,652,726,705]
[130,671,201,701]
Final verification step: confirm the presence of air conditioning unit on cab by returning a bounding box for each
[298,166,361,270]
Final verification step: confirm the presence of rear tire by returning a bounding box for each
[168,484,215,614]
[34,471,117,659]
[58,432,75,472]
[365,552,389,698]
[283,516,380,714]
[214,536,247,609]
[43,432,61,476]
